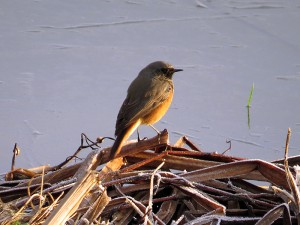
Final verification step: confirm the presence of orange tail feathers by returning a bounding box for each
[109,120,141,160]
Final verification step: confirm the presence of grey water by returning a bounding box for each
[0,0,300,172]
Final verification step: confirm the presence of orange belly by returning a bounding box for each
[141,90,174,125]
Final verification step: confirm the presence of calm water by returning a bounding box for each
[0,0,300,172]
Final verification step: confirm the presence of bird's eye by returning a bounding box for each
[161,68,169,74]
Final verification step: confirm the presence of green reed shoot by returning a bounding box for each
[247,83,254,108]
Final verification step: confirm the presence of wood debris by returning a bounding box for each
[0,129,299,224]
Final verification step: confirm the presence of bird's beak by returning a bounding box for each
[173,68,183,73]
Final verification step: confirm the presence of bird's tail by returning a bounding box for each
[109,121,141,160]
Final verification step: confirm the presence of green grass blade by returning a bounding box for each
[247,83,254,108]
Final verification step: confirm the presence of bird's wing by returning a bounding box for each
[115,77,172,136]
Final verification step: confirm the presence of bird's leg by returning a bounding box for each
[149,124,161,134]
[149,125,161,143]
[137,127,141,142]
[137,127,147,142]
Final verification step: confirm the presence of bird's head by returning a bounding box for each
[142,61,183,79]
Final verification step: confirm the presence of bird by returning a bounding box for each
[109,61,183,160]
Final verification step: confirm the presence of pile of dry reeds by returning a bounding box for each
[0,128,299,225]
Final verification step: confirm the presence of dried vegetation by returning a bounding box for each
[0,128,299,225]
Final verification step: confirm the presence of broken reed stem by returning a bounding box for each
[3,128,300,224]
[39,166,45,209]
[77,189,110,225]
[11,143,18,171]
[44,170,99,225]
[114,185,153,225]
[115,129,169,159]
[44,152,123,225]
[44,151,100,225]
[146,162,165,223]
[120,151,167,173]
[284,128,292,162]
[5,193,45,225]
[284,128,300,220]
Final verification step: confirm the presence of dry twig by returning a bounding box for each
[1,129,300,225]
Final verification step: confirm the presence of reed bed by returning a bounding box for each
[0,129,298,225]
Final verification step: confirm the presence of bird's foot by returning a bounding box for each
[137,128,148,142]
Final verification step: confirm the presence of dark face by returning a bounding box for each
[160,67,183,79]
[144,61,183,79]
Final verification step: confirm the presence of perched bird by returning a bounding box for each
[109,61,183,159]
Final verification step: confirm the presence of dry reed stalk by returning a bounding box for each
[1,128,299,224]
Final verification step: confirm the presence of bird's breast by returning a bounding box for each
[141,86,174,125]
